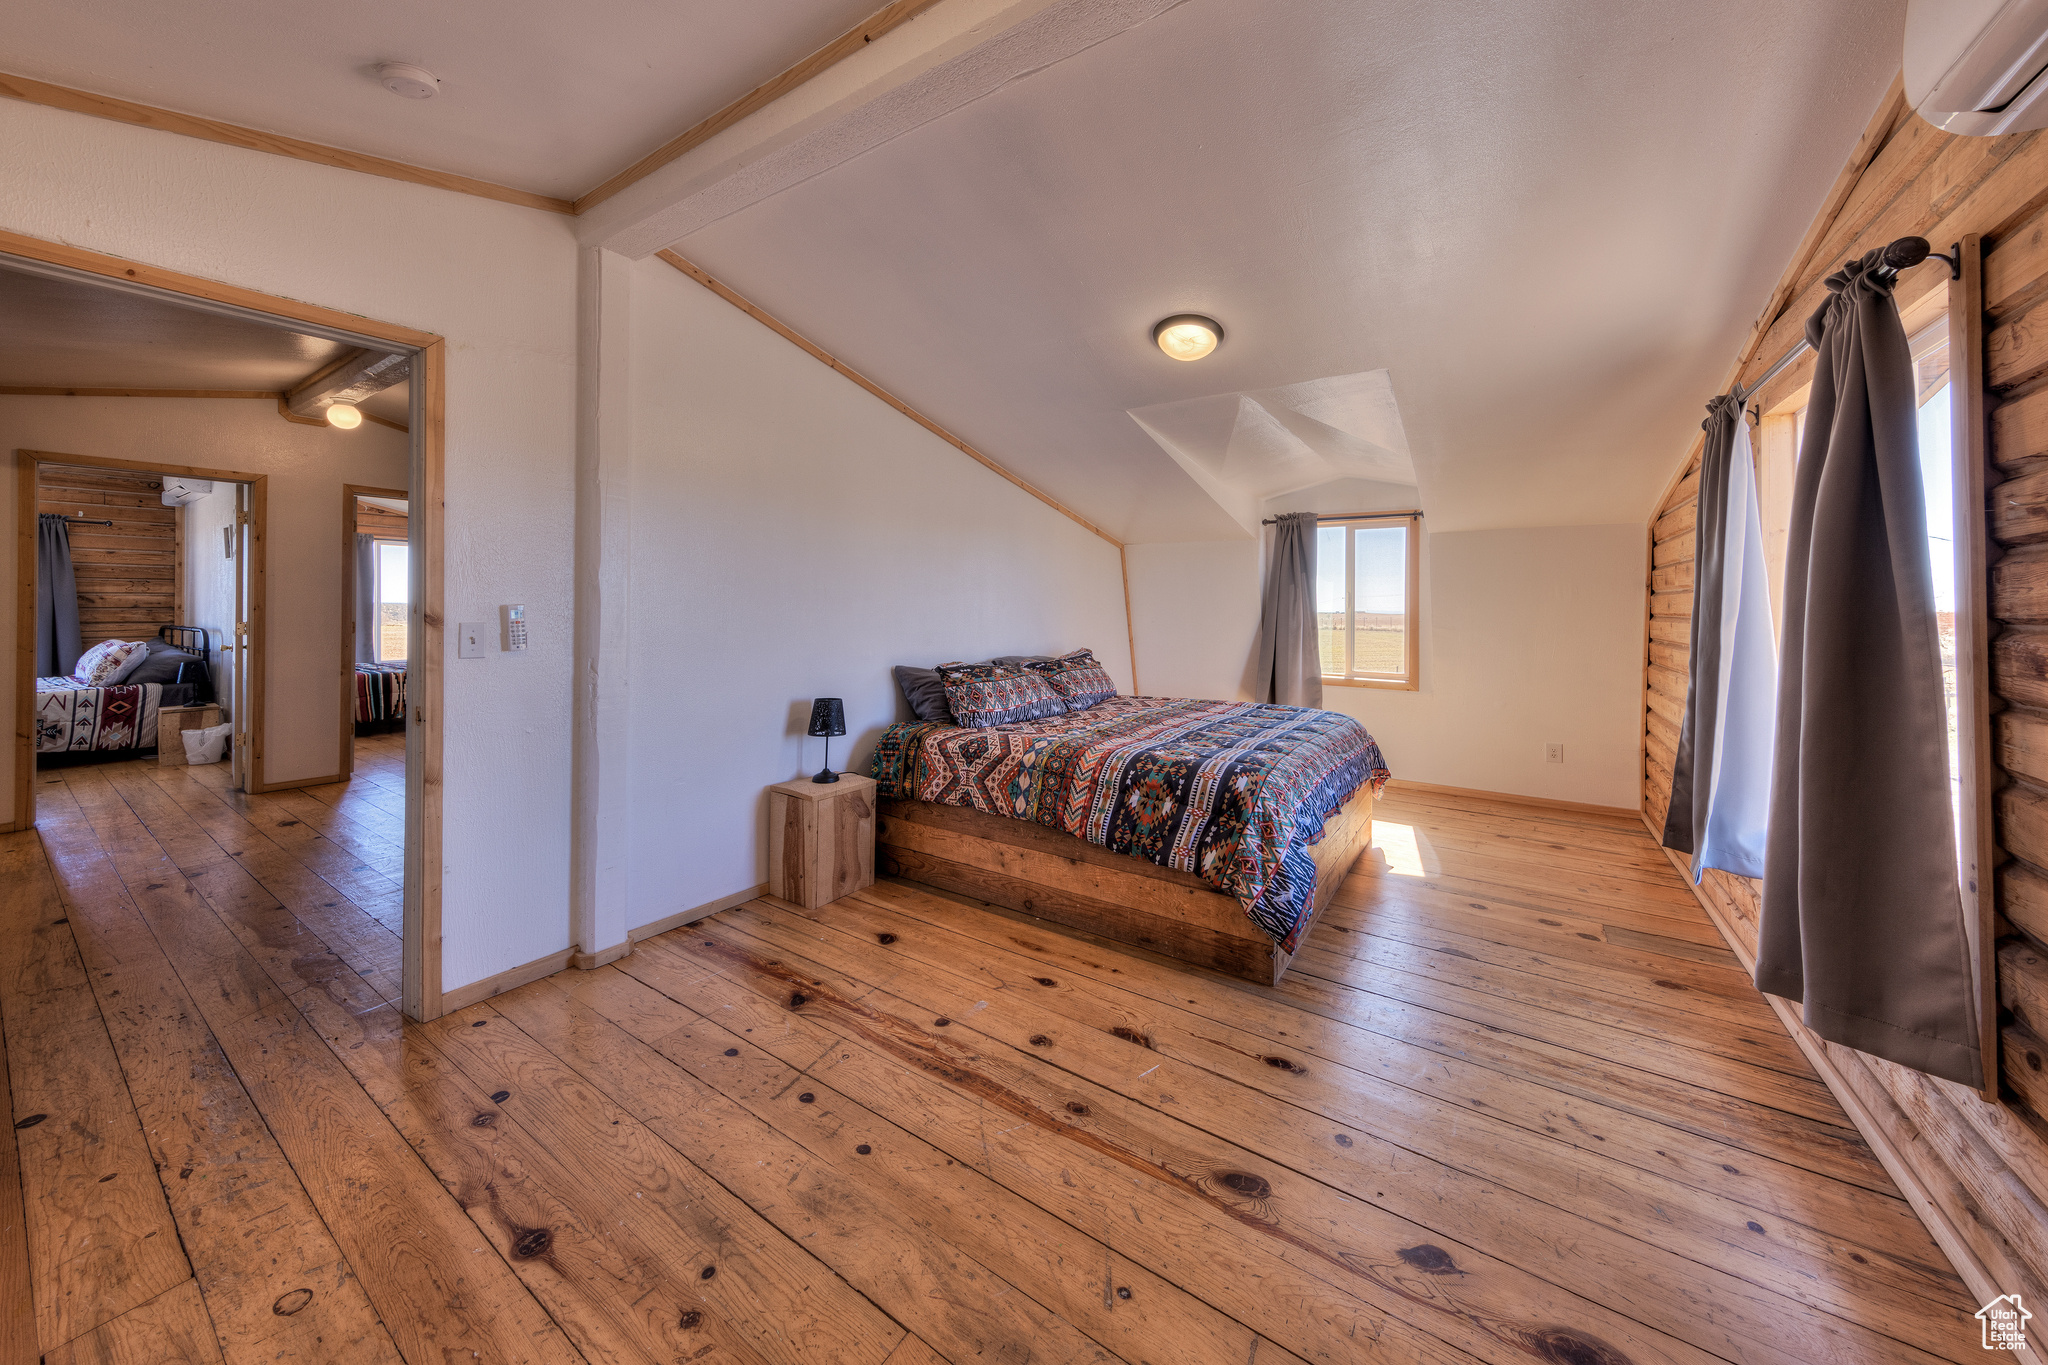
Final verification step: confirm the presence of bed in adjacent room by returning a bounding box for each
[354,662,408,734]
[36,628,211,761]
[871,652,1389,985]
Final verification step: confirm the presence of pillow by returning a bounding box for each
[935,661,1068,729]
[73,639,149,687]
[893,665,957,725]
[127,641,202,686]
[1026,649,1118,711]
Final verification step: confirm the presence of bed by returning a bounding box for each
[355,663,407,734]
[35,627,211,762]
[870,694,1389,985]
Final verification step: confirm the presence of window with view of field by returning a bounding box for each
[1314,513,1419,688]
[375,539,409,664]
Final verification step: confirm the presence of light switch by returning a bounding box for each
[458,622,489,659]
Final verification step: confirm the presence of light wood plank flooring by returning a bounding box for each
[0,764,1981,1364]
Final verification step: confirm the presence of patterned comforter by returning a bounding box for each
[35,677,164,754]
[871,696,1390,950]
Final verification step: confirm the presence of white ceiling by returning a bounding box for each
[1,0,882,198]
[0,258,411,425]
[670,0,1907,539]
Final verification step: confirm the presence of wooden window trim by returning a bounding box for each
[1315,511,1421,692]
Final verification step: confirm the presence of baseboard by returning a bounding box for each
[1387,779,1636,820]
[440,946,575,1013]
[252,771,345,794]
[628,883,767,943]
[570,941,632,971]
[1647,822,2042,1362]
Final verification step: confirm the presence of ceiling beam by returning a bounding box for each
[580,0,1191,257]
[283,348,411,421]
[574,0,948,214]
[0,70,575,214]
[0,385,276,399]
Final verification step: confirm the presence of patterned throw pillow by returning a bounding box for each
[1026,649,1119,711]
[935,661,1068,728]
[73,639,148,687]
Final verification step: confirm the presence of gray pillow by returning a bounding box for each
[127,641,201,686]
[893,666,956,724]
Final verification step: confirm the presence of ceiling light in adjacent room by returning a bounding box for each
[376,62,440,99]
[326,403,364,429]
[1153,314,1223,362]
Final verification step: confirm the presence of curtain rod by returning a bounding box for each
[58,515,113,526]
[1260,509,1422,525]
[1728,236,1960,410]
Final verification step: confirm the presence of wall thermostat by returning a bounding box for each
[502,604,528,652]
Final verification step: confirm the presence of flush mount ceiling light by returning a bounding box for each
[325,403,364,429]
[376,62,440,99]
[1152,314,1223,362]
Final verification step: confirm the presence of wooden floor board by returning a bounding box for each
[7,749,1983,1363]
[698,898,1970,1362]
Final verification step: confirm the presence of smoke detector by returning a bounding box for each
[376,62,440,100]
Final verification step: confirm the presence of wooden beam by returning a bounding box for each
[0,386,276,399]
[0,70,574,215]
[655,249,1121,548]
[574,0,946,214]
[284,348,411,421]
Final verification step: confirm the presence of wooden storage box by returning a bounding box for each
[878,792,1373,986]
[156,704,224,768]
[767,774,877,910]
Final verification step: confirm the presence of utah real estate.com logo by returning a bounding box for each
[1979,1294,2032,1351]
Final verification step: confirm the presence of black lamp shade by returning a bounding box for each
[807,698,846,738]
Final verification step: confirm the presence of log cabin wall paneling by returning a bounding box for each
[36,463,181,654]
[1643,96,2048,1318]
[355,501,408,540]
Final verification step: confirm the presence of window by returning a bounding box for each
[1314,513,1420,689]
[1911,316,1959,828]
[374,539,409,664]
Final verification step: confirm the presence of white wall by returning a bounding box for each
[621,256,1132,929]
[2,398,406,780]
[0,98,580,993]
[183,485,237,711]
[1127,499,1646,808]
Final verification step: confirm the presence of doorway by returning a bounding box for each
[2,227,447,1021]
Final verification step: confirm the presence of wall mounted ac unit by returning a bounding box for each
[1907,0,2048,135]
[160,478,215,506]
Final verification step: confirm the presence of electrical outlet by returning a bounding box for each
[1545,742,1565,764]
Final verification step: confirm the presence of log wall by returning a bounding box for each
[1643,94,2048,1322]
[36,464,181,653]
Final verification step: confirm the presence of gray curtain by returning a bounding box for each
[1663,393,1776,881]
[1254,512,1323,708]
[36,514,82,677]
[1755,250,1981,1088]
[355,533,378,664]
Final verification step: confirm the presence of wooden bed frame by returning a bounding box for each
[877,792,1374,986]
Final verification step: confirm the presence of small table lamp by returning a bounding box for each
[808,697,847,783]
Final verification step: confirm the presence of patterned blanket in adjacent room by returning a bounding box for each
[871,696,1390,950]
[35,678,161,754]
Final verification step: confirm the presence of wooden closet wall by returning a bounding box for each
[1643,83,2048,1311]
[37,463,181,652]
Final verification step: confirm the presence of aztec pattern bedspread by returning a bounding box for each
[871,696,1390,951]
[35,677,163,754]
[355,664,408,725]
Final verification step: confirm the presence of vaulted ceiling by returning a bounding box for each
[1,0,1908,538]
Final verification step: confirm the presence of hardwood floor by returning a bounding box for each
[0,764,1981,1364]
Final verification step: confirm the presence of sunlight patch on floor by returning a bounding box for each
[1371,821,1433,876]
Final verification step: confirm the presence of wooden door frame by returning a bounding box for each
[341,485,410,779]
[1,226,447,1023]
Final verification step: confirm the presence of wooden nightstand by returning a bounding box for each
[157,704,223,767]
[767,773,877,910]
